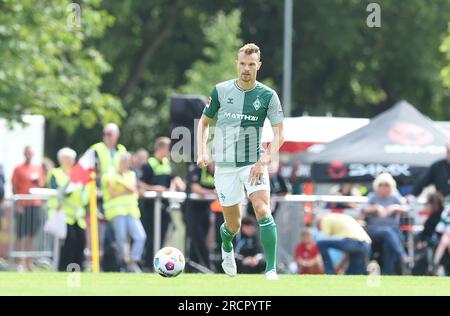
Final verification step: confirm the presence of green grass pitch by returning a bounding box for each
[0,272,448,296]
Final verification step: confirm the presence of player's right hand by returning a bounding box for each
[197,154,209,168]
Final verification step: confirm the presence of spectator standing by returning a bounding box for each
[431,197,450,275]
[139,137,185,269]
[131,148,149,180]
[362,173,409,275]
[103,153,146,273]
[411,142,450,198]
[328,183,361,210]
[42,157,55,180]
[294,229,322,274]
[234,216,266,274]
[11,146,45,271]
[316,212,371,275]
[0,164,4,229]
[268,161,290,217]
[90,123,128,179]
[89,123,127,271]
[184,163,216,270]
[412,193,447,275]
[46,148,87,271]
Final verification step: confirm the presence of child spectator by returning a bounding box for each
[234,216,266,274]
[295,229,323,274]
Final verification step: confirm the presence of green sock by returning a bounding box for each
[220,223,236,253]
[258,215,277,272]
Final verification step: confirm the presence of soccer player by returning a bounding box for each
[197,43,284,280]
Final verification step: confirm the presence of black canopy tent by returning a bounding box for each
[307,101,449,183]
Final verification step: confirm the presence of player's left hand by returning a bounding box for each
[248,161,265,186]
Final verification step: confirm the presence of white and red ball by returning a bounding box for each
[153,246,185,277]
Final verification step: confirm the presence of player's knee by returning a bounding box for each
[253,202,270,218]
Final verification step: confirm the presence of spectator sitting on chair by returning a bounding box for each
[234,216,266,274]
[294,228,323,274]
[362,173,410,275]
[316,212,371,275]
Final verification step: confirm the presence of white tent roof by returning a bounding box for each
[435,121,450,137]
[0,115,45,197]
[262,116,370,143]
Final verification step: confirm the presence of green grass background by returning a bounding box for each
[0,272,448,296]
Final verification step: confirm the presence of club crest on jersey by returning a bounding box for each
[253,97,261,111]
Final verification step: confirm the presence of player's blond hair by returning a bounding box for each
[238,43,261,60]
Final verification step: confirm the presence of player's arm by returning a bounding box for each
[260,122,284,165]
[197,87,220,168]
[249,91,285,185]
[249,122,284,185]
[197,114,212,168]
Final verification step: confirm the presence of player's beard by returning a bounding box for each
[240,73,252,82]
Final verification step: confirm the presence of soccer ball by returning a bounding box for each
[153,246,185,277]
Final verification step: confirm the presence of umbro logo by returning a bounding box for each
[227,98,234,104]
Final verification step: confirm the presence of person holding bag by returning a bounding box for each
[46,147,87,272]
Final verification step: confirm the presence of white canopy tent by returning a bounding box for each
[262,116,370,153]
[0,115,45,197]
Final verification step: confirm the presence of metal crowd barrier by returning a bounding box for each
[5,194,52,264]
[3,191,427,271]
[143,192,426,261]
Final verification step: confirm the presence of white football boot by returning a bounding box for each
[265,269,279,281]
[221,247,237,277]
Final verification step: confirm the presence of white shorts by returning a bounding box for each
[214,165,270,207]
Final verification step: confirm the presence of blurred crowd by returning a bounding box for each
[0,124,449,276]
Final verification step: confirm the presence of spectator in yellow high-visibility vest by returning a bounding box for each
[90,123,127,180]
[47,147,88,271]
[103,152,146,273]
[89,123,127,271]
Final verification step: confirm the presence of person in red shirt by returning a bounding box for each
[295,228,323,274]
[11,146,45,271]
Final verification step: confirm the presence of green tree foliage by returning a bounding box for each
[101,2,241,152]
[235,0,450,119]
[440,23,450,89]
[0,0,124,132]
[180,10,243,96]
[6,0,447,158]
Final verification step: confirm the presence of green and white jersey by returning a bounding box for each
[203,79,284,167]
